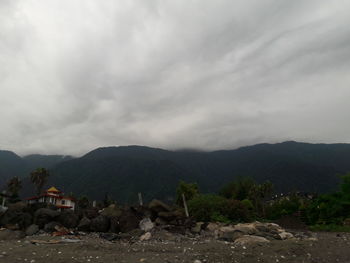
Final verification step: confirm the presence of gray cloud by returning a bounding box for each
[1,0,350,155]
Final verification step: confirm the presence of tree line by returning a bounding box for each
[176,173,350,231]
[3,167,350,231]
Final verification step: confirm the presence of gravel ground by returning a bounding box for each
[0,232,349,263]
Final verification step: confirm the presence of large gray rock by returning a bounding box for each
[136,206,156,220]
[58,210,79,228]
[0,202,33,230]
[148,199,171,213]
[77,217,91,232]
[90,215,110,232]
[0,229,25,240]
[218,230,244,242]
[155,217,167,226]
[140,232,152,241]
[44,221,61,232]
[81,208,99,219]
[233,223,258,235]
[35,208,60,218]
[278,231,294,240]
[118,209,140,233]
[7,202,27,211]
[101,204,123,218]
[139,218,154,232]
[25,224,39,236]
[109,217,120,233]
[206,222,220,232]
[158,210,183,220]
[234,235,270,245]
[191,222,205,234]
[101,204,124,233]
[34,208,60,228]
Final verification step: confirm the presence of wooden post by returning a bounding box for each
[138,192,143,206]
[182,193,189,217]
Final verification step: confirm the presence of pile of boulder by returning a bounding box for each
[0,200,193,239]
[0,200,304,245]
[202,221,295,245]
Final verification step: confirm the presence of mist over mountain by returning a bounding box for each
[22,154,74,173]
[0,150,26,186]
[1,141,349,203]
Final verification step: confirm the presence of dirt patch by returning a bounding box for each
[0,232,349,263]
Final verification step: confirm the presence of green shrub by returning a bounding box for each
[310,224,350,232]
[267,194,304,220]
[188,194,227,222]
[225,199,252,222]
[241,199,254,210]
[188,194,252,222]
[176,181,199,206]
[210,212,231,223]
[304,193,350,225]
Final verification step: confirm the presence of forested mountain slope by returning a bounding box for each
[1,142,349,203]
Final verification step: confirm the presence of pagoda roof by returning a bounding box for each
[47,186,61,193]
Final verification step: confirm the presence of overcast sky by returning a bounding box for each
[1,0,350,156]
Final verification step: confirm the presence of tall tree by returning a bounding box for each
[176,180,199,206]
[249,181,274,217]
[7,176,22,198]
[340,172,350,197]
[30,168,50,196]
[220,177,256,200]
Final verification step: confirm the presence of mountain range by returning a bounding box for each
[1,141,349,203]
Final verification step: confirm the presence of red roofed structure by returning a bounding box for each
[26,186,76,210]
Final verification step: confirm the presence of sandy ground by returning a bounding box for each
[0,232,350,263]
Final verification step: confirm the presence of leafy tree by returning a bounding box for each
[225,199,252,222]
[220,178,273,217]
[30,168,50,196]
[220,177,256,200]
[6,176,22,199]
[78,195,90,209]
[249,181,274,217]
[175,180,199,206]
[188,194,228,222]
[302,174,350,226]
[340,173,350,196]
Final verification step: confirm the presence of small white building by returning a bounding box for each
[26,186,76,210]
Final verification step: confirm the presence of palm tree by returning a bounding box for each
[30,168,50,196]
[7,176,22,198]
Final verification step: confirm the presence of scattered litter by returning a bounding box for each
[52,226,73,236]
[30,240,61,245]
[61,238,82,243]
[30,239,82,245]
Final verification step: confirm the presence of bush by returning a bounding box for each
[188,194,227,222]
[267,194,304,220]
[241,199,254,210]
[225,199,252,222]
[188,194,252,222]
[305,193,350,225]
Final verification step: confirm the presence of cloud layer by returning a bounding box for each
[1,0,350,155]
